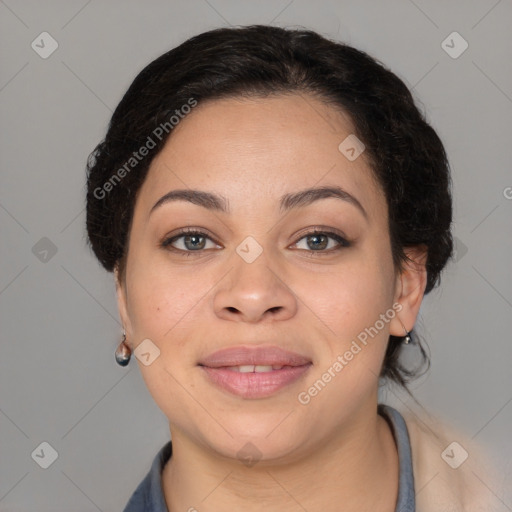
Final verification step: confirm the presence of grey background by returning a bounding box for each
[1,0,511,510]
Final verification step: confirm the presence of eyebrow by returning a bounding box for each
[150,185,368,220]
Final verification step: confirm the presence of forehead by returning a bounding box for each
[138,93,384,218]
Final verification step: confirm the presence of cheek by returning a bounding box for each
[125,253,218,350]
[309,258,394,339]
[299,277,393,415]
[298,252,395,405]
[127,275,189,339]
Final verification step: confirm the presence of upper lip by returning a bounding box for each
[198,345,312,368]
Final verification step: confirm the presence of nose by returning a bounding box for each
[213,248,298,323]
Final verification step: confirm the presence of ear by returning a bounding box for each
[114,264,133,346]
[389,245,428,337]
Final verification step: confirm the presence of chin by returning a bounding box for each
[196,412,309,463]
[212,434,307,467]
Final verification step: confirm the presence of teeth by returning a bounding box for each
[255,365,273,372]
[226,365,283,372]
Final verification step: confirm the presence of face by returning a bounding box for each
[116,93,424,463]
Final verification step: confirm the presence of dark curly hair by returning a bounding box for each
[86,25,453,394]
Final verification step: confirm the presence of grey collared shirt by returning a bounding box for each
[123,404,415,511]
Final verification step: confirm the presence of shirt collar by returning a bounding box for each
[379,403,416,511]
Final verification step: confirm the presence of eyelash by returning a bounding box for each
[160,227,351,257]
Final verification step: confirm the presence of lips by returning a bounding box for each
[198,345,312,399]
[198,345,312,368]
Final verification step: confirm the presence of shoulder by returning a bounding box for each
[398,405,505,512]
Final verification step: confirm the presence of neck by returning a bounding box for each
[162,404,399,512]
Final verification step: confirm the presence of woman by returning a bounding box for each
[86,25,498,512]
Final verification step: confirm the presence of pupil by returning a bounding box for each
[186,235,204,250]
[309,234,327,250]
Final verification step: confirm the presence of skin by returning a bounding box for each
[115,93,427,512]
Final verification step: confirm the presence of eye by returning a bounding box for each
[161,227,351,257]
[292,229,350,254]
[161,229,220,255]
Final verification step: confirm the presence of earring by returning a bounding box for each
[400,321,412,345]
[115,331,131,366]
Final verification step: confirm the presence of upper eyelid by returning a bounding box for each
[162,228,349,250]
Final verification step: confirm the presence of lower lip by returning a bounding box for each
[200,364,312,399]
